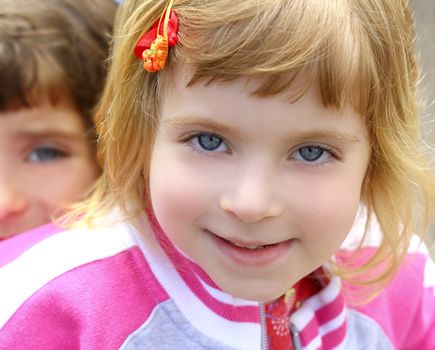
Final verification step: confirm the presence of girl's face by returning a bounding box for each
[149,65,370,302]
[0,95,99,240]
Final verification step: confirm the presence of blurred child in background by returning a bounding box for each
[0,0,117,240]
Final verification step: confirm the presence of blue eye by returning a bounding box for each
[294,146,331,163]
[298,146,323,161]
[197,134,222,150]
[190,133,228,152]
[27,147,67,162]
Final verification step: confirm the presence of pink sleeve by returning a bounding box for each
[401,252,435,349]
[357,251,434,349]
[0,247,168,350]
[338,245,435,349]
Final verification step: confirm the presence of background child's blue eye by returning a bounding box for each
[197,134,223,151]
[27,147,66,162]
[298,146,324,161]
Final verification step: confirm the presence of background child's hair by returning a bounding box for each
[0,0,117,131]
[85,0,434,287]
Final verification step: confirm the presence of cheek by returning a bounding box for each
[27,159,98,207]
[149,155,212,226]
[291,171,364,249]
[71,157,99,190]
[60,164,97,198]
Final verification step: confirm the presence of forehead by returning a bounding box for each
[164,64,338,117]
[161,64,368,143]
[167,63,311,100]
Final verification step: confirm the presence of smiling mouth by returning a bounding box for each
[206,229,282,250]
[205,229,292,266]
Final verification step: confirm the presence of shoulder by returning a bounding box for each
[338,216,435,348]
[0,218,168,349]
[343,246,435,349]
[0,220,139,323]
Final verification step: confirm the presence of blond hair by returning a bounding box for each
[79,0,435,288]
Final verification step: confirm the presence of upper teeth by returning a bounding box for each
[230,241,265,250]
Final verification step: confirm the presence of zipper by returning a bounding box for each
[290,322,302,350]
[260,303,269,350]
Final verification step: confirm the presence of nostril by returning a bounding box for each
[219,196,283,224]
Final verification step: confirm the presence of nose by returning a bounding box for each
[0,181,28,222]
[219,169,283,223]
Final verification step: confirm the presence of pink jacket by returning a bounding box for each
[0,213,433,349]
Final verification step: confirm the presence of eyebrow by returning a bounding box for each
[164,116,239,136]
[15,129,87,141]
[290,130,362,144]
[164,116,362,144]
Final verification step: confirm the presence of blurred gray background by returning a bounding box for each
[409,0,435,257]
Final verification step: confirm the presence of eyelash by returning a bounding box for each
[182,132,341,165]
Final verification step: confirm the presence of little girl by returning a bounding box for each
[1,0,434,349]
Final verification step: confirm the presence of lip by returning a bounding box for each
[206,229,293,267]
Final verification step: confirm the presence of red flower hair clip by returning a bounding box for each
[134,0,178,73]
